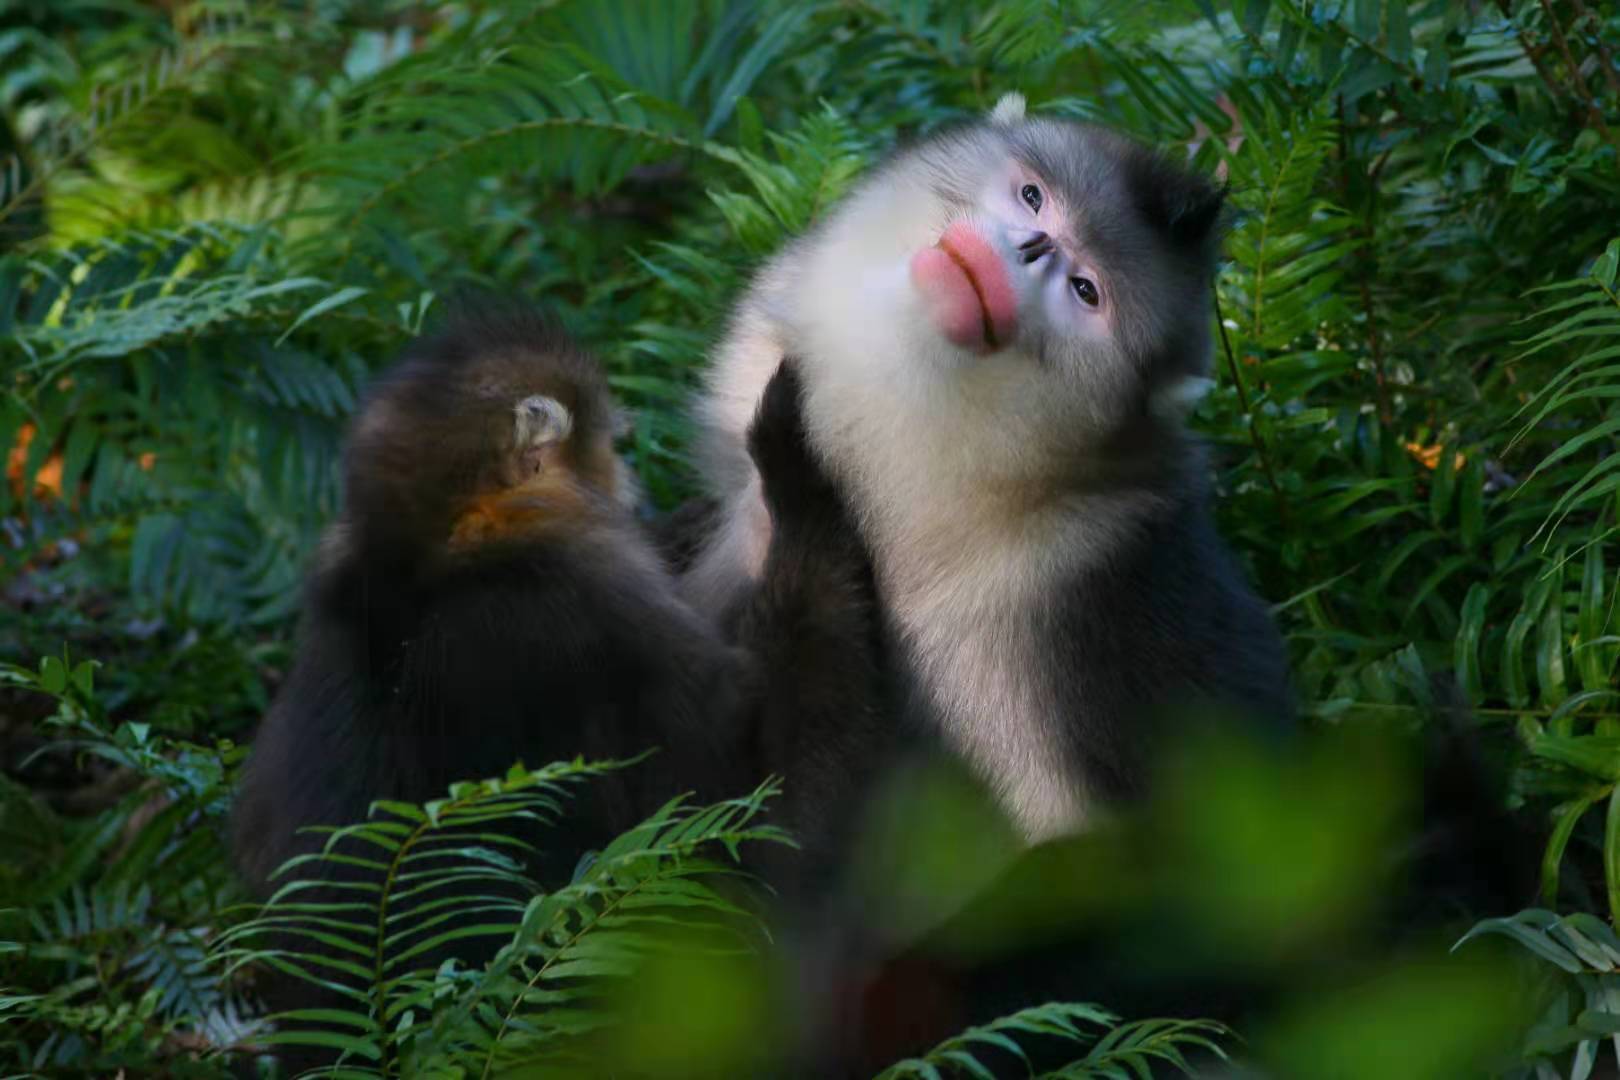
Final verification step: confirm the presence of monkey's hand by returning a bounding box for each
[747,358,845,534]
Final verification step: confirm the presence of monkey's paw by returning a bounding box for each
[748,358,840,524]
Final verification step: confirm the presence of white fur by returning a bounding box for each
[794,277,1162,839]
[513,394,571,447]
[683,257,798,616]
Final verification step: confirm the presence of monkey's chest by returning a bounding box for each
[889,583,1088,842]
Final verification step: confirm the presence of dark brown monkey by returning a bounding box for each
[231,314,755,1060]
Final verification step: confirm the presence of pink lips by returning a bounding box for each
[909,221,1019,352]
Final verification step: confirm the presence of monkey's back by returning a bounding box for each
[233,522,742,897]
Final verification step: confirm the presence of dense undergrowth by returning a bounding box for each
[1,1,1618,1076]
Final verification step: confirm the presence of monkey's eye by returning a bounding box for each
[1020,184,1043,213]
[1070,276,1100,307]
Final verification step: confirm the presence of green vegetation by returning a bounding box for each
[0,1,1616,1076]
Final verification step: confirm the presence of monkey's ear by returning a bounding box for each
[990,92,1026,126]
[1132,154,1228,252]
[1169,179,1228,247]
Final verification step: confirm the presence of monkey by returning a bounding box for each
[674,98,1540,1075]
[227,308,913,1076]
[229,312,758,1067]
[725,413,1528,1078]
[684,90,1292,849]
[664,94,1301,1074]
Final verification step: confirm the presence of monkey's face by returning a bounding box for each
[906,157,1111,361]
[781,100,1221,490]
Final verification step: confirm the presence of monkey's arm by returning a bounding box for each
[729,360,892,900]
[739,389,881,738]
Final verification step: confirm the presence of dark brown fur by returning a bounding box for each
[231,314,753,1069]
[729,360,895,907]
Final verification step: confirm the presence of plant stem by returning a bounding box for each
[1569,0,1620,97]
[1337,97,1393,428]
[1497,0,1574,104]
[1214,289,1290,529]
[1538,0,1615,139]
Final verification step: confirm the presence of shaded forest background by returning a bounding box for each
[1,1,1618,1076]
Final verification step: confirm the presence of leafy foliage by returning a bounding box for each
[0,653,248,1073]
[0,661,1226,1078]
[1457,909,1620,1080]
[215,765,788,1076]
[873,1003,1229,1080]
[2,0,1618,1076]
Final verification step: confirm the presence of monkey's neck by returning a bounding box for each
[842,409,1186,598]
[442,466,629,554]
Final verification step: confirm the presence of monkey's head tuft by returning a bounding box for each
[773,99,1225,498]
[342,311,629,551]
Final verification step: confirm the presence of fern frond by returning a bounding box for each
[126,928,221,1021]
[4,223,308,376]
[706,105,870,256]
[1505,238,1620,547]
[872,1000,1228,1080]
[1220,97,1355,353]
[297,44,704,262]
[531,0,816,138]
[43,171,311,244]
[1456,907,1620,1076]
[1046,1016,1232,1078]
[214,762,790,1076]
[971,0,1067,68]
[0,223,381,621]
[421,779,788,1075]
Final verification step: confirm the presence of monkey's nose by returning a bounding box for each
[1016,230,1054,264]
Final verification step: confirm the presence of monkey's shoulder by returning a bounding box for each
[1046,500,1293,724]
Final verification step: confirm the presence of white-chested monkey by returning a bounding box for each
[684,93,1293,846]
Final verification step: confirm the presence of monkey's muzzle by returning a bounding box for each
[910,220,1019,353]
